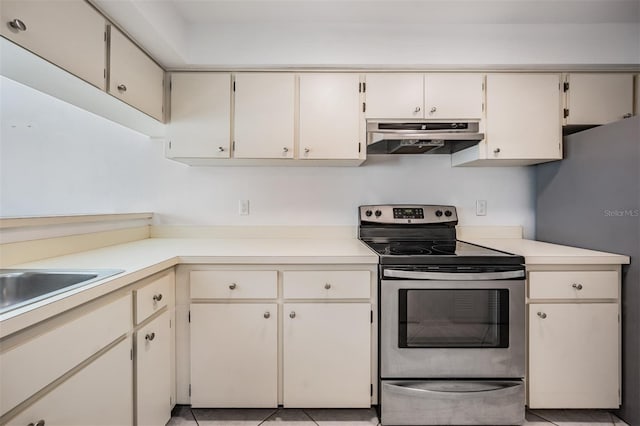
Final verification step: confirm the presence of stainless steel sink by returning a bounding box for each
[0,269,124,314]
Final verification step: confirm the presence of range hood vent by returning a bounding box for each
[367,121,484,155]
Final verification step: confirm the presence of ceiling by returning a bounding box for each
[91,0,640,69]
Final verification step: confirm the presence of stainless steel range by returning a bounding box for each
[358,205,526,426]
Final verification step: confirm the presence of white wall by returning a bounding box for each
[0,77,535,237]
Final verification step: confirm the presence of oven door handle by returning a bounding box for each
[383,269,525,280]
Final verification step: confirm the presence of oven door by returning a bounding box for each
[380,274,525,379]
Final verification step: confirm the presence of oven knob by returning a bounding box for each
[444,210,453,217]
[375,210,382,217]
[365,210,373,217]
[435,210,443,217]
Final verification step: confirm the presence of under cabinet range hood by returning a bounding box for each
[366,121,484,154]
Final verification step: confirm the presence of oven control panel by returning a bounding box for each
[360,205,458,224]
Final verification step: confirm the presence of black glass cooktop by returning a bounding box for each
[363,240,523,265]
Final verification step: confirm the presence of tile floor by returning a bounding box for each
[167,406,630,426]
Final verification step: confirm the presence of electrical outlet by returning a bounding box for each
[476,200,487,216]
[239,200,250,216]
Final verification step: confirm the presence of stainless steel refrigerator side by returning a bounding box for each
[535,116,640,425]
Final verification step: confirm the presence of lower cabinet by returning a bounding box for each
[527,267,620,409]
[190,303,278,408]
[8,337,133,426]
[136,310,172,426]
[283,303,371,407]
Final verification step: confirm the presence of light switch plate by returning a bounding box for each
[239,200,250,215]
[476,200,487,216]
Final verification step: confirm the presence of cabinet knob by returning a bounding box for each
[304,148,310,154]
[117,84,127,92]
[572,283,583,290]
[414,106,421,113]
[264,311,271,319]
[152,293,163,302]
[430,107,437,113]
[623,113,632,119]
[218,146,225,152]
[28,421,45,426]
[8,18,27,31]
[283,147,289,153]
[229,283,237,290]
[289,311,296,319]
[324,283,331,290]
[493,148,501,154]
[537,312,547,319]
[145,332,156,341]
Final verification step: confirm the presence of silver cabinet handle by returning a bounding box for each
[117,84,127,92]
[289,311,296,319]
[494,148,501,154]
[218,146,225,152]
[623,113,632,118]
[537,312,547,319]
[324,283,331,290]
[152,294,163,302]
[8,18,27,31]
[264,311,271,319]
[572,283,583,290]
[229,283,237,290]
[430,107,437,113]
[414,106,421,113]
[283,147,289,153]
[145,332,155,341]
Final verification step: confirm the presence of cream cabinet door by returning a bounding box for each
[167,73,231,158]
[109,26,164,121]
[233,73,295,158]
[7,337,133,426]
[564,73,634,125]
[528,303,619,408]
[424,74,484,119]
[0,0,105,89]
[299,74,362,159]
[136,311,171,426]
[364,73,424,119]
[283,303,371,407]
[190,303,278,407]
[485,74,562,160]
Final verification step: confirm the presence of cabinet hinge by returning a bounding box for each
[233,81,236,92]
[482,103,485,112]
[362,82,366,92]
[188,310,191,323]
[563,108,569,118]
[371,384,373,396]
[563,82,569,92]
[232,141,236,151]
[104,31,107,42]
[169,141,172,150]
[359,82,362,93]
[189,384,192,397]
[169,319,172,328]
[103,69,106,79]
[362,102,366,113]
[130,349,133,361]
[370,310,373,323]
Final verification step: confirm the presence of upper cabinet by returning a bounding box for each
[233,73,295,159]
[167,73,231,159]
[0,0,106,90]
[563,73,634,126]
[109,26,165,122]
[364,73,484,120]
[453,74,562,166]
[299,74,363,160]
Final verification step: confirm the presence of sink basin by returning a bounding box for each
[0,269,124,314]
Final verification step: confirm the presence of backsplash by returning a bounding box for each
[0,77,535,238]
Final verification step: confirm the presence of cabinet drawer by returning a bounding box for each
[135,272,172,324]
[0,294,131,416]
[283,271,370,299]
[529,271,618,300]
[190,271,277,299]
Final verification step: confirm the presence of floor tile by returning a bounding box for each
[167,405,197,425]
[304,408,380,425]
[262,408,316,424]
[524,410,552,425]
[529,409,620,425]
[611,414,630,426]
[192,408,277,425]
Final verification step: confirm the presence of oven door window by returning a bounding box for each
[398,289,509,348]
